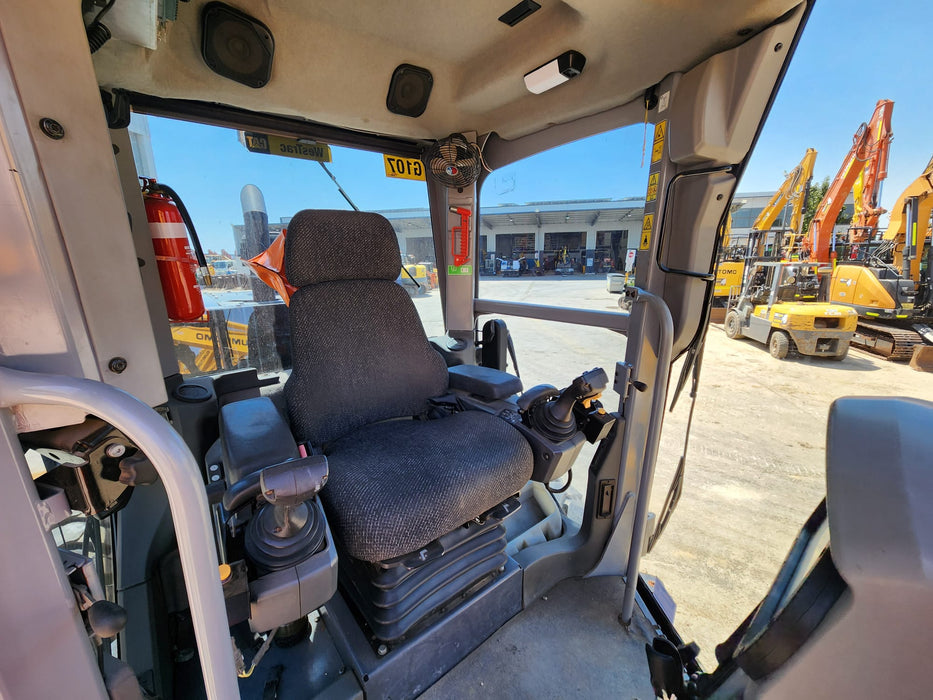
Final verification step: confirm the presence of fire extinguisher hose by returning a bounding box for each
[149,182,212,286]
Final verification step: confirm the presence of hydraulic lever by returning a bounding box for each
[521,367,608,442]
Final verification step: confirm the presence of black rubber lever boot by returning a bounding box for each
[530,367,608,442]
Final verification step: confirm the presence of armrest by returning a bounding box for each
[220,396,298,485]
[448,364,522,400]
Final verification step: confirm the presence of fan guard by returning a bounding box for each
[426,133,482,189]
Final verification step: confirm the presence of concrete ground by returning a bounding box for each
[413,276,933,669]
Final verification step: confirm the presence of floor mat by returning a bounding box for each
[421,575,658,699]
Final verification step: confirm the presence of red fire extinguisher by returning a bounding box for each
[141,178,211,322]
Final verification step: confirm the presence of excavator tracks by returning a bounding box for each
[851,321,922,360]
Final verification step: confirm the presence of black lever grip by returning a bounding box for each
[221,455,329,513]
[549,367,609,423]
[525,367,608,442]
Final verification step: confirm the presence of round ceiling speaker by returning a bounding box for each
[201,2,275,89]
[386,64,434,118]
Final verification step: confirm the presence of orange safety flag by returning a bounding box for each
[246,229,298,305]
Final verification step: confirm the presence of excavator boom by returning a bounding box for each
[850,102,894,240]
[749,147,817,256]
[886,154,933,280]
[807,99,894,262]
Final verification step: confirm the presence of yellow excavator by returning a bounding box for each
[829,154,933,358]
[713,148,817,305]
[712,202,748,304]
[172,321,250,375]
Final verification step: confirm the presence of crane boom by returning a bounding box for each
[807,99,894,262]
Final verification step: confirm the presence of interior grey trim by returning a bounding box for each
[617,287,673,625]
[474,299,629,333]
[481,100,646,172]
[126,92,424,158]
[0,366,240,700]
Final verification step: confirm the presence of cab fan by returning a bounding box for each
[426,133,482,189]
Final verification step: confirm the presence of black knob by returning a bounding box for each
[87,600,128,639]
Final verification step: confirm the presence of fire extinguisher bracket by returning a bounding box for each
[141,178,210,323]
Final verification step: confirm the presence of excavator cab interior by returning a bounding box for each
[3,2,933,699]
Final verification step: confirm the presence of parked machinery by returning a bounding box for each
[829,155,933,358]
[805,100,894,264]
[725,261,857,360]
[713,149,817,306]
[748,147,817,259]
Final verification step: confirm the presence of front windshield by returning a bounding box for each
[133,115,441,377]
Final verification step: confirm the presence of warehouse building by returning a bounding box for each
[233,192,855,274]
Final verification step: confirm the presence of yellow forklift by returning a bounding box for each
[713,148,817,307]
[725,261,857,359]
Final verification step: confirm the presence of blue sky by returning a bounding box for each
[145,0,930,253]
[742,0,931,202]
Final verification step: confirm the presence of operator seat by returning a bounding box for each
[282,209,533,563]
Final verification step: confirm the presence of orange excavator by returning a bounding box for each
[795,99,932,359]
[804,99,894,264]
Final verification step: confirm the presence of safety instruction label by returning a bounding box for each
[241,132,332,162]
[448,264,472,276]
[651,120,667,163]
[383,155,425,181]
[639,213,654,250]
[646,172,660,202]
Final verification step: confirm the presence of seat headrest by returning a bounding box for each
[284,210,401,286]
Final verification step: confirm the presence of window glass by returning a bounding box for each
[473,125,648,519]
[131,114,441,377]
[477,125,645,306]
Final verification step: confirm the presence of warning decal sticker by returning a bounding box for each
[646,172,660,203]
[651,120,667,163]
[640,213,654,250]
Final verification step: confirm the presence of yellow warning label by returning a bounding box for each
[640,213,654,250]
[651,120,667,163]
[646,172,660,202]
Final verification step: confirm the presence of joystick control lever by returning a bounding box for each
[522,367,608,443]
[261,457,328,509]
[242,456,330,573]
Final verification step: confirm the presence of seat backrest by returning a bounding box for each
[283,210,448,445]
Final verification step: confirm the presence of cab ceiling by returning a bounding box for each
[92,0,801,142]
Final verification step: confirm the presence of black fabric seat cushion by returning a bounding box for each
[285,278,449,446]
[283,209,449,446]
[321,410,534,562]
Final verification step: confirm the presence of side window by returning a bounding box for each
[130,115,441,376]
[476,125,645,521]
[478,125,646,294]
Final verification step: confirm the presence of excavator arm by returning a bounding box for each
[849,101,895,242]
[807,99,893,262]
[886,155,933,281]
[749,148,817,256]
